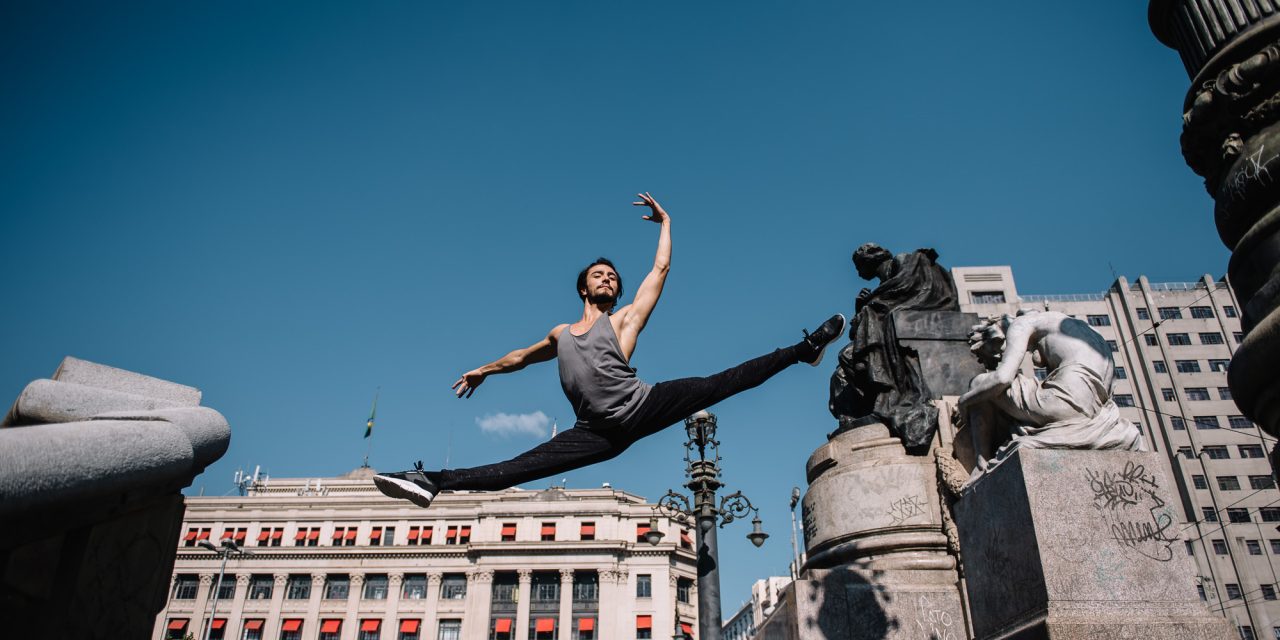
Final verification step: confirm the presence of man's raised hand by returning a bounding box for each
[452,369,486,398]
[633,192,670,224]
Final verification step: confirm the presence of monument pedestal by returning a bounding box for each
[757,423,967,639]
[954,448,1231,639]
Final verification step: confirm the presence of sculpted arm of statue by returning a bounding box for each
[614,192,671,359]
[452,325,569,398]
[958,317,1036,410]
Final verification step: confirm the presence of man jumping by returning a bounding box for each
[374,193,845,508]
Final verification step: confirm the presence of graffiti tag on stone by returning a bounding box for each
[1084,462,1174,562]
[888,495,927,526]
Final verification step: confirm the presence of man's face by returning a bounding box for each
[854,256,883,281]
[582,264,619,305]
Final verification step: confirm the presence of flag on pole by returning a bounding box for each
[365,390,379,439]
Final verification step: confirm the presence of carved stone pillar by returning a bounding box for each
[424,573,443,640]
[1150,1,1280,446]
[461,570,493,640]
[265,573,288,638]
[228,574,250,634]
[383,573,404,635]
[305,573,325,629]
[346,573,365,635]
[515,569,533,640]
[191,573,214,638]
[558,569,574,638]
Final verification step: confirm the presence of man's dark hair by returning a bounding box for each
[577,257,624,307]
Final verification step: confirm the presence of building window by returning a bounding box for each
[436,620,461,640]
[1210,359,1230,372]
[285,574,310,599]
[1224,305,1238,318]
[1137,307,1151,320]
[1177,446,1193,458]
[172,575,199,600]
[680,528,693,550]
[399,619,421,640]
[573,571,599,602]
[441,573,467,600]
[580,521,596,541]
[500,523,517,542]
[402,574,427,600]
[1264,585,1278,600]
[1200,332,1225,345]
[1219,387,1233,400]
[970,291,1005,304]
[1230,416,1254,430]
[1114,366,1127,379]
[1218,476,1241,491]
[636,523,651,543]
[370,526,394,546]
[1248,540,1264,556]
[1228,508,1252,523]
[363,574,389,600]
[181,527,210,547]
[636,615,653,640]
[1214,539,1229,554]
[1171,417,1186,431]
[1197,584,1206,601]
[294,527,319,547]
[279,619,303,640]
[1162,388,1176,401]
[1204,446,1229,459]
[540,522,556,541]
[677,577,693,603]
[248,574,273,600]
[1087,315,1111,327]
[242,620,264,640]
[445,526,459,544]
[1190,306,1215,319]
[408,526,433,545]
[1272,540,1280,554]
[1185,541,1195,556]
[1186,387,1210,401]
[1192,475,1208,490]
[532,572,559,602]
[1204,507,1220,523]
[1261,508,1280,523]
[1153,359,1167,373]
[1194,416,1220,429]
[1227,583,1243,599]
[358,620,381,640]
[636,574,652,598]
[216,577,235,600]
[1175,360,1201,373]
[1241,445,1267,458]
[256,527,284,547]
[1235,331,1245,343]
[459,526,471,544]
[1252,476,1277,490]
[1144,335,1159,347]
[324,575,349,600]
[1115,394,1135,407]
[319,619,342,640]
[492,573,518,603]
[1240,625,1255,640]
[1168,333,1192,346]
[1159,307,1183,320]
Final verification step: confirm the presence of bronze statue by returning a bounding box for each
[829,243,959,453]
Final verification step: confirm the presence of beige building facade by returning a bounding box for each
[954,266,1279,639]
[154,468,698,640]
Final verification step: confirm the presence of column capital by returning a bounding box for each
[427,572,444,585]
[670,573,680,587]
[273,573,289,587]
[236,574,251,587]
[312,573,327,586]
[350,574,365,587]
[517,569,533,583]
[468,569,494,584]
[559,568,575,583]
[199,574,215,586]
[389,573,404,586]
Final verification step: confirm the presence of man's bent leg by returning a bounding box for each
[432,426,622,492]
[626,345,803,440]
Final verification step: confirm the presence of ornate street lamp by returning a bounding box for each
[197,538,252,640]
[647,410,765,640]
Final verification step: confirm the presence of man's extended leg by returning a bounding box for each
[625,314,845,440]
[374,426,625,506]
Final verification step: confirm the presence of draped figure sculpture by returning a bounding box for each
[829,243,960,453]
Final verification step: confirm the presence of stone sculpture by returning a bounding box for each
[829,243,960,452]
[957,310,1145,483]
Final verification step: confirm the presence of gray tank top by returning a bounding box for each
[557,314,652,427]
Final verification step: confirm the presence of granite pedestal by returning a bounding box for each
[954,448,1231,639]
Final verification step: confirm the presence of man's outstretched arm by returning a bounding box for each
[452,325,567,398]
[617,193,671,350]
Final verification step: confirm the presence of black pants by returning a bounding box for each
[433,344,804,491]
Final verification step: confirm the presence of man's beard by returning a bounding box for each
[587,291,617,306]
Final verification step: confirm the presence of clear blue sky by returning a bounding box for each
[0,1,1221,613]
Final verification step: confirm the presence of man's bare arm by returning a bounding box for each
[452,325,567,398]
[616,193,671,354]
[958,319,1035,409]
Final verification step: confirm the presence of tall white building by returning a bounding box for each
[154,468,698,640]
[954,266,1278,639]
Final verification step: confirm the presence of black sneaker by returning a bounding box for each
[801,314,846,366]
[374,461,439,508]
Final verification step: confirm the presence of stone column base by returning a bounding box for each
[954,449,1231,639]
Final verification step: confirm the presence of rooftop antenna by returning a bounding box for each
[233,465,268,496]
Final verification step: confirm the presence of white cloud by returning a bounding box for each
[476,411,550,438]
